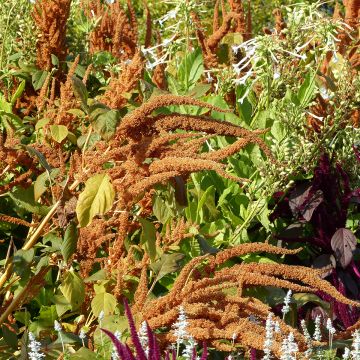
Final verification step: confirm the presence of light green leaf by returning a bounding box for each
[76,173,115,227]
[61,222,78,263]
[34,168,59,201]
[298,71,316,107]
[11,80,26,105]
[59,271,85,310]
[50,124,69,143]
[139,218,157,261]
[91,292,117,317]
[93,109,121,141]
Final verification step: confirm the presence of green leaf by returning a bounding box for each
[76,173,115,227]
[35,117,51,130]
[150,253,185,283]
[32,70,49,91]
[53,294,72,317]
[9,186,50,216]
[91,292,117,317]
[50,124,69,143]
[13,248,34,280]
[11,80,26,105]
[23,145,53,173]
[34,168,59,201]
[70,348,98,360]
[61,222,78,263]
[72,76,88,107]
[139,218,157,261]
[59,271,85,310]
[298,71,316,107]
[178,48,203,89]
[292,293,330,311]
[92,109,121,141]
[2,324,18,349]
[51,54,59,67]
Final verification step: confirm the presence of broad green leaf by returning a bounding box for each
[34,168,59,201]
[150,253,185,283]
[298,71,316,107]
[13,249,34,278]
[50,124,69,143]
[77,133,101,150]
[32,70,49,91]
[91,292,117,317]
[72,76,88,107]
[61,222,78,263]
[59,271,85,310]
[153,194,172,224]
[51,54,59,67]
[70,348,98,360]
[93,109,121,141]
[139,218,157,261]
[35,117,51,130]
[292,293,330,311]
[10,186,50,216]
[76,173,115,227]
[53,294,72,317]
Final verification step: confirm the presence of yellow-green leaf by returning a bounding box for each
[91,292,117,317]
[59,271,85,310]
[50,125,69,143]
[76,173,115,227]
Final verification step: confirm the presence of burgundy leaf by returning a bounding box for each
[312,254,336,278]
[289,184,323,221]
[331,228,357,268]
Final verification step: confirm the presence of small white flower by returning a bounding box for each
[182,336,197,359]
[343,347,351,360]
[54,320,62,332]
[79,329,86,340]
[263,313,274,360]
[28,332,46,360]
[281,290,292,317]
[105,0,115,4]
[273,70,281,80]
[173,306,189,345]
[313,315,322,342]
[138,321,149,355]
[280,332,298,360]
[351,330,360,359]
[326,318,336,335]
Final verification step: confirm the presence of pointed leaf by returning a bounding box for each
[61,222,78,263]
[50,125,69,143]
[331,228,357,268]
[59,271,85,310]
[150,253,185,283]
[76,173,115,227]
[91,292,117,317]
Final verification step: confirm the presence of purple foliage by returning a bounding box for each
[271,153,360,328]
[102,299,208,360]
